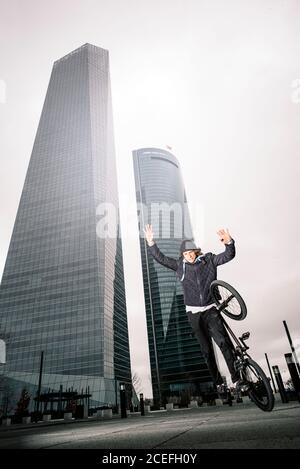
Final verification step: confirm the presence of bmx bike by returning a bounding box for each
[210,280,274,412]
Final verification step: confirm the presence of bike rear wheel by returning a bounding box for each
[242,358,274,412]
[210,280,247,321]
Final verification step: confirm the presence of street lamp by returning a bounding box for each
[119,382,127,418]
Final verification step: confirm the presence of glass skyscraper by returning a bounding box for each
[0,44,131,410]
[133,148,213,406]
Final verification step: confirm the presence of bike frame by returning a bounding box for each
[216,307,251,360]
[217,312,254,386]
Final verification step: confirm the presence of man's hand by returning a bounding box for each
[143,224,155,246]
[217,228,232,245]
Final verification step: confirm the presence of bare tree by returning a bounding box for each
[15,388,31,417]
[132,371,143,395]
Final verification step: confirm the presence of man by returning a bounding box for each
[143,224,239,388]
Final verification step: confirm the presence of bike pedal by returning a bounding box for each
[235,380,250,392]
[240,384,250,392]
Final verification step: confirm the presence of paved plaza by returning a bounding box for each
[0,400,299,450]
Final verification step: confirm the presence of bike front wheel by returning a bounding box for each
[242,358,274,412]
[210,280,247,321]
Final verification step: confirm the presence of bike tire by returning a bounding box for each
[210,280,247,321]
[244,358,274,412]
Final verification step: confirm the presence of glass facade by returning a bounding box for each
[0,44,131,410]
[133,148,214,406]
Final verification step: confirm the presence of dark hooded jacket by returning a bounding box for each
[148,240,235,307]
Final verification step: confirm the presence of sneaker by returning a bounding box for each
[216,384,226,397]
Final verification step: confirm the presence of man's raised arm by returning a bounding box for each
[211,228,236,267]
[144,224,178,271]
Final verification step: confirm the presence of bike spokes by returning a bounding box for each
[218,293,234,311]
[216,286,242,318]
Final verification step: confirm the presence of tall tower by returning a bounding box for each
[0,44,131,408]
[133,148,213,406]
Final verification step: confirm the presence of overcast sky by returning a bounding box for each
[0,0,300,397]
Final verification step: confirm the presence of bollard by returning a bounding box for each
[272,365,288,403]
[188,400,198,408]
[215,398,223,406]
[144,404,151,414]
[226,388,233,406]
[102,408,112,419]
[283,321,300,375]
[166,403,174,411]
[120,383,127,418]
[22,416,31,424]
[83,402,89,419]
[140,393,145,416]
[2,418,11,426]
[285,353,300,402]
